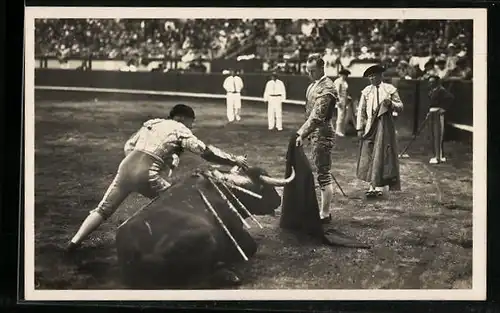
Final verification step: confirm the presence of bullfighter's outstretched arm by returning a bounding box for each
[296,94,335,139]
[178,130,240,167]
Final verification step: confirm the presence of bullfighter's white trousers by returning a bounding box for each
[226,93,242,122]
[267,96,283,130]
[335,101,353,135]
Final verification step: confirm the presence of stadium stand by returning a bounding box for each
[35,19,472,80]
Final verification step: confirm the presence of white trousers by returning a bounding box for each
[335,101,353,135]
[226,93,242,122]
[267,97,283,130]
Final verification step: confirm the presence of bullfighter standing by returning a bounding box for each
[356,65,402,198]
[332,69,351,136]
[295,54,338,223]
[67,104,249,251]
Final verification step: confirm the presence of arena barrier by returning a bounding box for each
[34,69,472,142]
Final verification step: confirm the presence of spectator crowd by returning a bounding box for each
[258,19,472,80]
[35,19,259,65]
[35,18,473,80]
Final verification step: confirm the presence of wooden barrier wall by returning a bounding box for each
[34,69,473,141]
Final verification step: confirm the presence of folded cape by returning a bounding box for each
[280,133,371,249]
[280,134,324,238]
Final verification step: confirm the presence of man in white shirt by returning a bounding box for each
[332,69,351,136]
[223,69,244,122]
[263,71,287,131]
[356,65,403,199]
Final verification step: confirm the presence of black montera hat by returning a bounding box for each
[339,69,351,76]
[169,104,195,119]
[363,64,385,77]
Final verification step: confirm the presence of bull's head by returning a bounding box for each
[206,165,295,217]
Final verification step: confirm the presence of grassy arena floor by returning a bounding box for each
[34,94,473,290]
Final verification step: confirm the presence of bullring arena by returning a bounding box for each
[30,16,478,292]
[33,89,473,290]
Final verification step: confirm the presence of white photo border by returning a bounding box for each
[24,7,488,301]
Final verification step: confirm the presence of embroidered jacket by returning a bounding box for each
[124,119,239,172]
[297,76,337,141]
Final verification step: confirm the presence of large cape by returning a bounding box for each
[280,134,370,249]
[280,134,323,238]
[356,106,401,191]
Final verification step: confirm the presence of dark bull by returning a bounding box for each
[115,165,295,288]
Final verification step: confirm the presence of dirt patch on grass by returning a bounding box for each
[33,97,473,290]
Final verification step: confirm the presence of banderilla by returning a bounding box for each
[197,188,249,261]
[207,176,252,229]
[219,181,263,229]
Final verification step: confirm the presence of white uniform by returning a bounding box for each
[263,78,286,130]
[333,77,349,136]
[223,75,244,122]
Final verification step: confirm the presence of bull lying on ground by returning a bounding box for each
[115,165,295,289]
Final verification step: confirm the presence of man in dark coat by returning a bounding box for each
[427,75,454,164]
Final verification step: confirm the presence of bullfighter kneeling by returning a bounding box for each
[295,54,338,223]
[67,104,249,251]
[356,65,402,198]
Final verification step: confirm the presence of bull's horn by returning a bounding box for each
[259,167,296,186]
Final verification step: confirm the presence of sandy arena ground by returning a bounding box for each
[33,93,473,289]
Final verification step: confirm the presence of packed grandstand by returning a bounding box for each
[35,19,473,80]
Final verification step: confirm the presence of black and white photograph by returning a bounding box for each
[24,7,487,301]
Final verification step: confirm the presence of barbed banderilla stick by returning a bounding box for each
[196,188,249,262]
[207,176,252,229]
[225,183,262,199]
[220,181,263,229]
